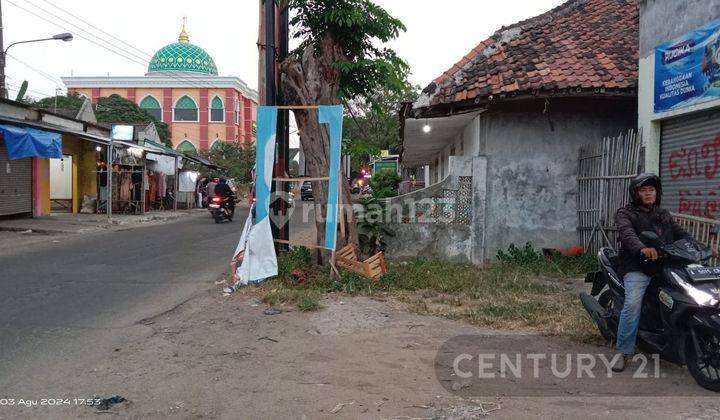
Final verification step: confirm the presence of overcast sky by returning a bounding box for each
[4,0,566,101]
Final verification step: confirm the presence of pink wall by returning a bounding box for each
[199,88,209,150]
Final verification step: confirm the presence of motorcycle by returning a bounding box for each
[580,231,720,391]
[208,196,235,223]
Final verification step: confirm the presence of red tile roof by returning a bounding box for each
[421,0,638,107]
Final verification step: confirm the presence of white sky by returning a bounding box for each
[4,0,566,102]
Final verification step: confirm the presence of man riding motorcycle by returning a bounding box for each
[214,178,236,217]
[612,173,695,371]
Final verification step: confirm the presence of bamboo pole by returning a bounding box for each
[338,170,346,242]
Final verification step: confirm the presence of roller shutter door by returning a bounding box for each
[0,140,33,216]
[660,108,720,219]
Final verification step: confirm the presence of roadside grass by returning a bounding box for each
[251,247,600,342]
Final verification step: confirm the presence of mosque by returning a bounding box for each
[62,20,258,152]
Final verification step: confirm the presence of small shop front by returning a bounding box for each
[642,16,720,219]
[0,123,63,218]
[48,134,101,214]
[0,135,33,217]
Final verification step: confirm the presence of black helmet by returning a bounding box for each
[629,173,662,205]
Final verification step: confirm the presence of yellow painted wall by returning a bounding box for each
[36,158,51,217]
[60,135,98,213]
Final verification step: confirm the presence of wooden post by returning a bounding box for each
[140,164,146,215]
[173,156,179,212]
[338,170,346,244]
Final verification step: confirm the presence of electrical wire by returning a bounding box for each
[38,0,153,60]
[26,0,218,89]
[7,0,215,89]
[23,0,150,65]
[6,53,64,85]
[5,81,57,98]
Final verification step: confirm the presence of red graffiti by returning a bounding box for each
[678,188,720,219]
[668,135,720,180]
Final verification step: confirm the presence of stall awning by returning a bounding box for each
[144,140,181,156]
[183,153,222,170]
[0,124,62,160]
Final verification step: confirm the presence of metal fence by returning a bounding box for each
[672,213,720,265]
[577,129,641,253]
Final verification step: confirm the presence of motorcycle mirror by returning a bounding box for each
[640,231,664,246]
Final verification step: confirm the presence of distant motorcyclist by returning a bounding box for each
[214,178,235,216]
[612,173,693,372]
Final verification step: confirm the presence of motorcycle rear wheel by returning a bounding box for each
[686,327,720,392]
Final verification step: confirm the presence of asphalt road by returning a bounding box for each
[0,210,245,397]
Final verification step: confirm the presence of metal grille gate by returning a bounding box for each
[660,108,720,219]
[0,141,33,217]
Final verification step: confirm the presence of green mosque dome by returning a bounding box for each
[147,20,218,75]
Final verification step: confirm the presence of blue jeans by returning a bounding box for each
[616,271,652,354]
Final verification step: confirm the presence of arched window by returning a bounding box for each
[139,95,162,120]
[176,140,197,154]
[173,95,198,122]
[210,140,224,152]
[210,96,224,122]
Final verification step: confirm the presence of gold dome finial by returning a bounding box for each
[178,16,189,43]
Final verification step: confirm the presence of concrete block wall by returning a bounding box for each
[480,109,635,258]
[382,156,475,263]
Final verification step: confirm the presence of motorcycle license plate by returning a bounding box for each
[209,204,220,208]
[686,267,720,281]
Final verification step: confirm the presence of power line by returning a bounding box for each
[6,1,147,69]
[23,0,150,65]
[6,53,63,85]
[34,0,223,91]
[8,0,215,89]
[27,0,220,90]
[6,81,56,98]
[38,0,152,60]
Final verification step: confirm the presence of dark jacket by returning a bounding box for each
[615,203,691,276]
[215,183,234,198]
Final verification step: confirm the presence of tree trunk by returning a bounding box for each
[280,33,359,262]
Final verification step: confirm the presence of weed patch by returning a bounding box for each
[250,246,599,342]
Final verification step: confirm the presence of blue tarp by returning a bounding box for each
[0,124,62,160]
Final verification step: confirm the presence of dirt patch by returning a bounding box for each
[309,297,391,335]
[4,287,717,420]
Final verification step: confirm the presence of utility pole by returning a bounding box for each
[264,0,275,107]
[0,0,6,99]
[259,0,289,250]
[277,0,290,248]
[264,0,281,248]
[106,140,113,222]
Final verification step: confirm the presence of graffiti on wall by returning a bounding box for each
[668,135,720,218]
